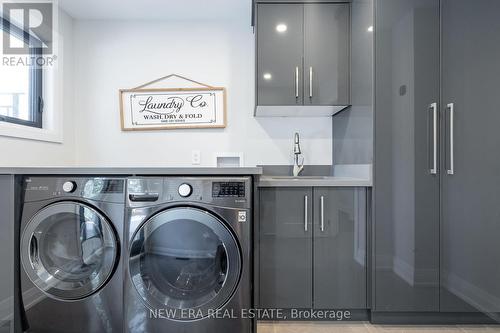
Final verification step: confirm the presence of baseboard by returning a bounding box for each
[256,309,370,322]
[371,311,500,325]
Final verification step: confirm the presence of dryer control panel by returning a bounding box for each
[126,177,252,209]
[212,182,245,198]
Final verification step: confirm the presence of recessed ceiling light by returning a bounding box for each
[263,73,272,80]
[276,24,287,33]
[367,26,374,32]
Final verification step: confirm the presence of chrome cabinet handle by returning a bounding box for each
[309,67,313,98]
[295,66,299,98]
[447,103,455,175]
[304,195,308,232]
[320,196,324,232]
[430,103,438,175]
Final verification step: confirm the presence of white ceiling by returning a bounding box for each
[58,0,250,20]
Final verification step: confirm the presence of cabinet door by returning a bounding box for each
[374,0,440,311]
[313,187,367,309]
[0,176,15,331]
[259,187,312,308]
[257,4,304,106]
[304,3,350,106]
[441,0,500,314]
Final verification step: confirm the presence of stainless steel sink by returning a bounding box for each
[258,175,372,187]
[264,176,332,180]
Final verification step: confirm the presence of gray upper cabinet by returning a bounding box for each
[255,2,350,117]
[259,187,313,309]
[374,0,440,312]
[256,4,304,107]
[304,4,350,106]
[258,186,367,310]
[313,187,367,309]
[440,0,500,314]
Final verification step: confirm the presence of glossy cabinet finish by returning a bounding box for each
[257,4,304,106]
[256,3,350,108]
[375,0,500,316]
[440,0,500,313]
[313,188,367,309]
[258,187,367,310]
[374,0,440,311]
[259,187,313,308]
[304,4,350,106]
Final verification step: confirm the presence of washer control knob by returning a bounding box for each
[178,183,193,197]
[62,181,76,193]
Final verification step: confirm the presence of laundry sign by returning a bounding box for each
[119,75,226,130]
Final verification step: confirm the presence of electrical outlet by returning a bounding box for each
[191,150,201,165]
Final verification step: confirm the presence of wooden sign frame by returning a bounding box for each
[119,75,226,131]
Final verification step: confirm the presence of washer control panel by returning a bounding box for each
[212,182,245,198]
[62,181,77,193]
[24,178,125,203]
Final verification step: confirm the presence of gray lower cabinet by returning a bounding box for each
[259,187,367,310]
[259,187,313,308]
[313,188,367,309]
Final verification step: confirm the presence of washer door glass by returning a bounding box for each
[129,207,241,320]
[21,202,118,301]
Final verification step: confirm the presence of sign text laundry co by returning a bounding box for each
[120,76,226,130]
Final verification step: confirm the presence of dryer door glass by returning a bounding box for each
[21,202,118,300]
[129,207,241,320]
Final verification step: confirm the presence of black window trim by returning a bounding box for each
[0,17,43,129]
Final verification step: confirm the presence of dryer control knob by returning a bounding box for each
[62,181,76,193]
[178,183,192,197]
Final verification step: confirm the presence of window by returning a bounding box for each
[0,18,43,128]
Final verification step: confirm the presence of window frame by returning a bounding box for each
[0,17,43,128]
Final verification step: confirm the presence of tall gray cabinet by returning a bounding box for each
[374,0,440,312]
[374,0,500,319]
[440,0,500,315]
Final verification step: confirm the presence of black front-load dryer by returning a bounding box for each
[19,177,125,333]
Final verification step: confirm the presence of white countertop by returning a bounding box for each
[0,167,263,175]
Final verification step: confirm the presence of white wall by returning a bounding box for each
[0,9,75,167]
[72,17,332,167]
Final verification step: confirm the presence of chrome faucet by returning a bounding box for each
[293,132,304,177]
